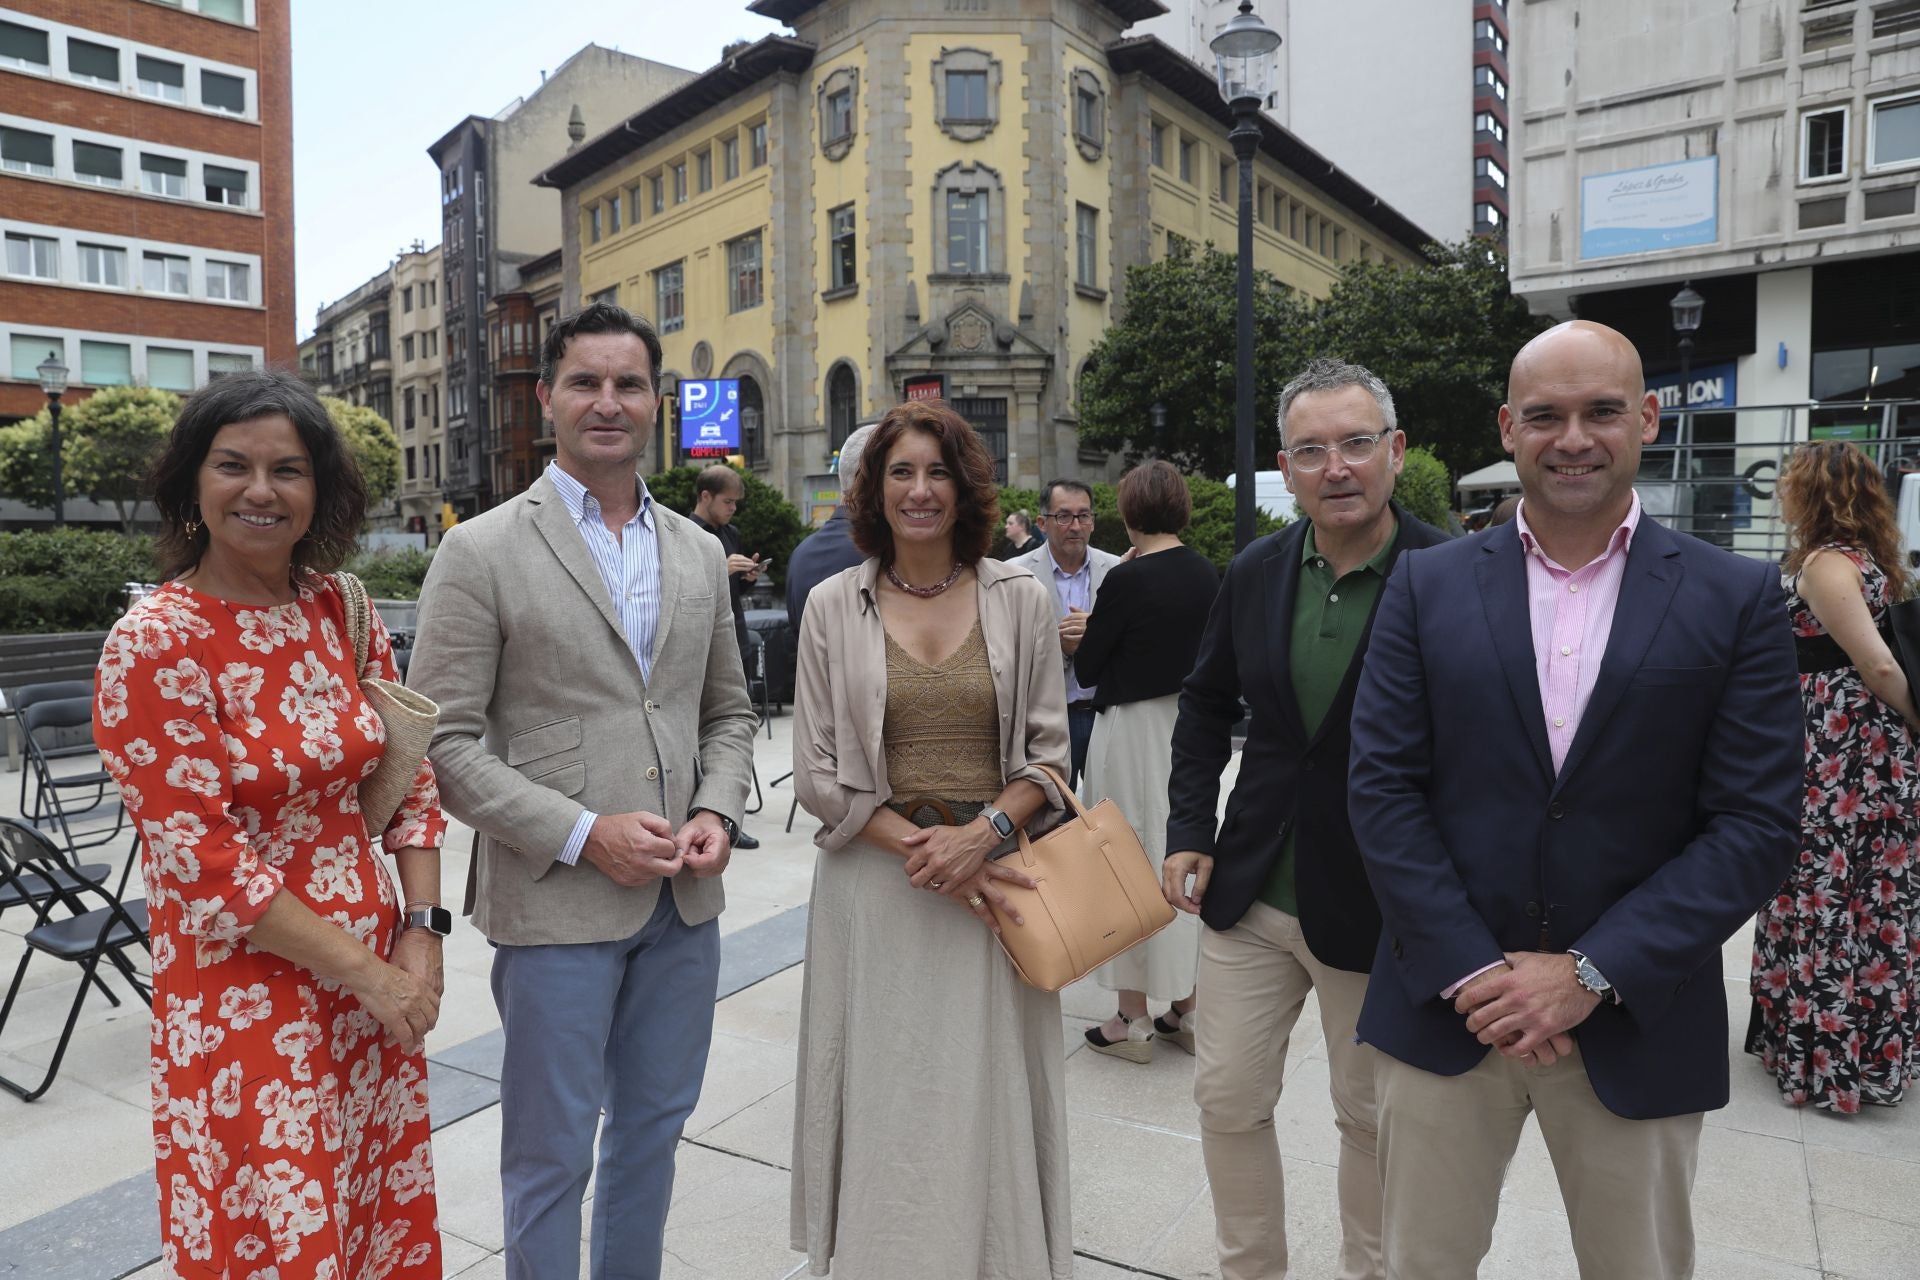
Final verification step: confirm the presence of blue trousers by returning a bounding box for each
[491,883,721,1280]
[1068,702,1097,791]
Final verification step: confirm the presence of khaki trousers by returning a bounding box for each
[1194,901,1381,1280]
[1374,1042,1704,1279]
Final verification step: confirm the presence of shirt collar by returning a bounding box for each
[1515,490,1640,568]
[1045,547,1092,580]
[547,460,653,527]
[1301,517,1400,575]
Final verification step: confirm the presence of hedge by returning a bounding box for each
[991,475,1281,574]
[646,464,809,588]
[0,529,158,634]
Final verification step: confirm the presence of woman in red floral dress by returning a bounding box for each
[95,371,448,1278]
[1748,441,1920,1112]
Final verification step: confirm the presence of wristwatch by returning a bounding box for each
[1568,950,1618,1004]
[979,806,1016,840]
[403,905,453,937]
[697,809,740,841]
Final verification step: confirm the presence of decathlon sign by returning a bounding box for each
[1648,361,1735,412]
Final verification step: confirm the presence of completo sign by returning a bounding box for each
[1579,157,1719,260]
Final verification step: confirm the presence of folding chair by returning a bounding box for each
[0,827,151,1103]
[7,680,94,816]
[0,819,121,1007]
[20,697,125,851]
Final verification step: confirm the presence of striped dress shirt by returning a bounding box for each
[544,461,661,866]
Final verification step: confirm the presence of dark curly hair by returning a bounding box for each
[1780,440,1910,601]
[847,399,999,565]
[148,369,366,580]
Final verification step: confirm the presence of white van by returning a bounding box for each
[1225,470,1298,524]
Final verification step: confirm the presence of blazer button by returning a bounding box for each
[645,766,660,781]
[645,700,657,713]
[1525,900,1541,919]
[1391,939,1404,959]
[1548,802,1566,819]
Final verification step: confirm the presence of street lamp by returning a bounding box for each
[35,350,68,528]
[1669,284,1705,492]
[1150,401,1167,457]
[1211,0,1282,550]
[740,405,761,467]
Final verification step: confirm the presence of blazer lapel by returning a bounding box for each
[647,511,690,671]
[1477,523,1555,784]
[1262,528,1311,745]
[529,476,632,649]
[1553,521,1683,792]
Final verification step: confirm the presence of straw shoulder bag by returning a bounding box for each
[332,572,439,837]
[988,764,1177,992]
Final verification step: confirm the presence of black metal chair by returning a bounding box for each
[20,696,125,851]
[7,679,94,816]
[0,825,151,1102]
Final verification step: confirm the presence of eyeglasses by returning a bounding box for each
[1044,511,1095,526]
[1282,431,1388,472]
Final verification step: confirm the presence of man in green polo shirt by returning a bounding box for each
[1163,358,1452,1280]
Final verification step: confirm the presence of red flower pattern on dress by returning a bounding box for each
[96,578,446,1278]
[1749,546,1920,1111]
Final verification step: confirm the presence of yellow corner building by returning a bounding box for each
[534,0,1430,504]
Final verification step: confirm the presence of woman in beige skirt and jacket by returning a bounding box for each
[789,399,1075,1279]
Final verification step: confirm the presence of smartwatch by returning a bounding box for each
[980,806,1017,840]
[403,905,453,938]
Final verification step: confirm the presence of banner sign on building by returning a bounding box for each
[1648,360,1736,413]
[1579,157,1719,260]
[903,374,946,402]
[679,378,740,456]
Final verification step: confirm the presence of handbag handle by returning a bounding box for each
[331,571,372,678]
[1011,762,1094,867]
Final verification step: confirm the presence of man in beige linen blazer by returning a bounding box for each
[408,303,756,1280]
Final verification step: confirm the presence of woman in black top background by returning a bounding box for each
[1075,460,1221,1061]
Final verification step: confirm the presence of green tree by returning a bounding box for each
[646,463,809,587]
[323,397,401,510]
[1311,241,1548,479]
[1076,239,1312,477]
[993,475,1280,573]
[1393,445,1454,530]
[0,386,178,532]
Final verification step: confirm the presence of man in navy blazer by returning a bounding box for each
[1348,322,1802,1279]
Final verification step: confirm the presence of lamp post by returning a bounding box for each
[740,405,761,469]
[1150,401,1167,457]
[1669,284,1705,495]
[1211,1,1282,551]
[35,350,68,528]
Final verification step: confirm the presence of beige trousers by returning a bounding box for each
[1194,901,1381,1280]
[1374,1042,1704,1279]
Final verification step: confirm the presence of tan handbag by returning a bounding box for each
[332,572,439,838]
[987,764,1177,992]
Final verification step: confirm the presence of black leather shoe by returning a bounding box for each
[732,829,761,850]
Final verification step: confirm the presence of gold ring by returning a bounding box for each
[930,880,945,890]
[968,894,985,908]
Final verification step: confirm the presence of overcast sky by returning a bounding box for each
[289,2,785,337]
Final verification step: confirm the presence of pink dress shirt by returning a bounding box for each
[1443,493,1642,998]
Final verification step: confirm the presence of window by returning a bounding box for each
[672,161,687,203]
[1075,204,1099,288]
[1476,156,1508,188]
[750,121,768,167]
[402,285,413,312]
[142,152,187,196]
[402,335,415,362]
[1218,157,1232,201]
[147,347,194,391]
[829,204,856,290]
[5,232,55,279]
[68,38,120,87]
[136,54,186,102]
[722,136,739,180]
[405,445,416,480]
[728,232,763,312]
[1874,1,1920,38]
[827,362,858,449]
[1803,107,1848,182]
[0,126,54,176]
[696,148,712,192]
[1288,199,1300,240]
[78,242,127,287]
[650,173,665,214]
[1474,65,1508,101]
[202,70,246,114]
[607,195,621,234]
[429,329,437,355]
[204,165,248,207]
[200,0,246,21]
[1150,121,1166,168]
[655,262,685,333]
[1476,202,1504,227]
[1331,227,1345,261]
[1179,136,1195,184]
[588,204,602,243]
[207,259,250,301]
[1870,93,1920,171]
[207,353,253,377]
[947,190,988,273]
[143,252,189,295]
[1474,111,1506,144]
[80,340,132,386]
[1304,211,1318,250]
[826,88,853,142]
[628,185,643,224]
[946,70,988,122]
[9,334,61,381]
[0,19,49,71]
[73,141,123,186]
[1075,88,1099,143]
[1474,18,1506,53]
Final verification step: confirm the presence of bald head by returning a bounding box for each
[1507,320,1646,407]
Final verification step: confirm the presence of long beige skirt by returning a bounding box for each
[790,836,1074,1279]
[1082,694,1201,1001]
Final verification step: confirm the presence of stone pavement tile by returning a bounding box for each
[449,1254,506,1279]
[685,1029,797,1140]
[1065,1031,1201,1137]
[1692,1240,1825,1279]
[428,958,505,1052]
[0,1076,152,1228]
[1812,1202,1920,1280]
[1074,1256,1159,1278]
[1272,1056,1350,1172]
[710,962,804,1048]
[123,1267,164,1279]
[1806,1145,1920,1228]
[649,1142,798,1280]
[438,1229,492,1275]
[0,999,148,1101]
[1800,1104,1920,1166]
[1480,1202,1579,1276]
[1067,1111,1207,1267]
[1145,1157,1344,1280]
[430,1105,507,1252]
[1692,1125,1821,1269]
[698,1078,795,1170]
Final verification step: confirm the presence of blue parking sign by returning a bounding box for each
[679,379,740,451]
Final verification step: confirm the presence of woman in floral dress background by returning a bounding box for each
[95,371,448,1278]
[1749,440,1920,1113]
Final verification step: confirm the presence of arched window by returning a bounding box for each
[738,374,765,466]
[827,362,859,450]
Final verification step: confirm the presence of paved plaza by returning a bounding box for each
[1,715,1917,1279]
